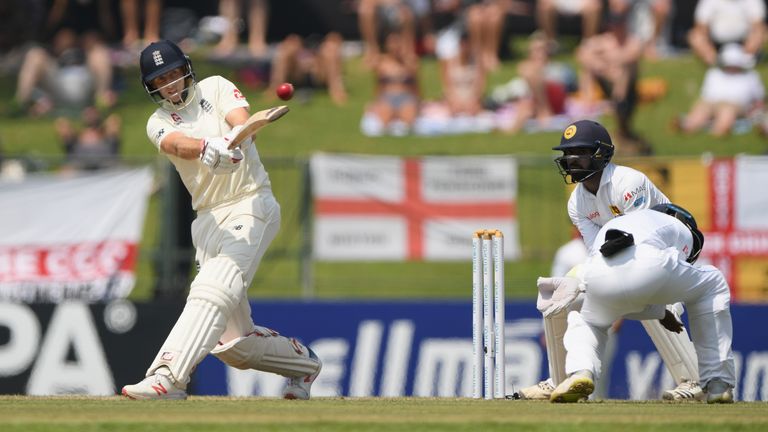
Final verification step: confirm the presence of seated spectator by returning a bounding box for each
[440,30,486,116]
[12,28,113,117]
[54,107,121,172]
[676,44,764,137]
[358,0,419,67]
[364,31,421,135]
[465,0,529,71]
[688,0,766,66]
[267,33,348,106]
[608,0,672,59]
[536,0,603,50]
[505,31,567,133]
[214,0,269,57]
[576,12,651,154]
[120,0,162,49]
[41,0,117,108]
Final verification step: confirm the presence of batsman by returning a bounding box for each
[122,40,321,400]
[520,120,704,401]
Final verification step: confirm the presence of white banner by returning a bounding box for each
[735,155,768,230]
[0,168,154,302]
[311,153,520,261]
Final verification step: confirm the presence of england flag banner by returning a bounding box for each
[0,168,154,302]
[310,153,520,261]
[704,155,768,299]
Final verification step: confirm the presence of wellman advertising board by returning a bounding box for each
[1,300,766,400]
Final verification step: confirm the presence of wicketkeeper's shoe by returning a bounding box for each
[517,379,555,400]
[704,378,734,404]
[662,379,705,401]
[121,368,188,400]
[550,373,594,403]
[282,348,322,400]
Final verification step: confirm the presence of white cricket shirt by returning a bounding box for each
[694,0,766,44]
[567,163,670,252]
[592,209,695,263]
[146,75,271,211]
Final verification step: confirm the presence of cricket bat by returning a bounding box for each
[228,105,290,149]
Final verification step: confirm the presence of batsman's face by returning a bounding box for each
[150,67,186,103]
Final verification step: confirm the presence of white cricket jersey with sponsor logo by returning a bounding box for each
[567,163,669,253]
[591,209,695,263]
[146,75,271,211]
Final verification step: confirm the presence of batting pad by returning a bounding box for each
[641,316,700,384]
[212,327,321,378]
[146,258,244,385]
[544,311,568,386]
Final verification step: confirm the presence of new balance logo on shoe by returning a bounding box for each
[151,383,168,396]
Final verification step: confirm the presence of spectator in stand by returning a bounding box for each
[358,0,420,67]
[536,0,603,51]
[576,12,650,155]
[55,106,121,172]
[440,29,486,116]
[215,0,269,57]
[465,0,529,71]
[676,43,764,137]
[13,28,106,117]
[688,0,766,67]
[266,33,348,106]
[120,0,163,49]
[364,30,421,135]
[505,31,567,133]
[608,0,672,59]
[41,0,117,109]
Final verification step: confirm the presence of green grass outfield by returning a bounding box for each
[2,396,768,432]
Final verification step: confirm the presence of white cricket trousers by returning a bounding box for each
[563,244,736,388]
[191,190,281,344]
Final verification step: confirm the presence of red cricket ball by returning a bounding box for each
[276,83,294,101]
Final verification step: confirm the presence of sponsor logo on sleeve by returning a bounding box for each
[623,185,647,203]
[587,211,600,220]
[234,88,245,100]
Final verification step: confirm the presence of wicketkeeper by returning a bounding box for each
[545,205,736,403]
[122,40,321,400]
[519,120,703,401]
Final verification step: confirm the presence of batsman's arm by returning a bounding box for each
[225,106,251,128]
[159,132,208,159]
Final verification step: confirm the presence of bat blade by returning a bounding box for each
[228,105,289,149]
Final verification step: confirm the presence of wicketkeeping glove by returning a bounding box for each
[537,276,586,318]
[200,136,244,175]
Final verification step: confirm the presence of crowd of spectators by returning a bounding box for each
[0,0,766,169]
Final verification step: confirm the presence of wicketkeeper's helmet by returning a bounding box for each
[552,120,615,184]
[651,203,704,264]
[139,40,196,110]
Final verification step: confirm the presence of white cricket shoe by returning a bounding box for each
[121,369,187,400]
[282,348,322,400]
[550,373,594,403]
[517,380,555,400]
[662,379,705,401]
[705,378,734,404]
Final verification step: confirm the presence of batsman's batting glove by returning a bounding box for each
[224,124,249,145]
[538,276,586,318]
[200,137,243,175]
